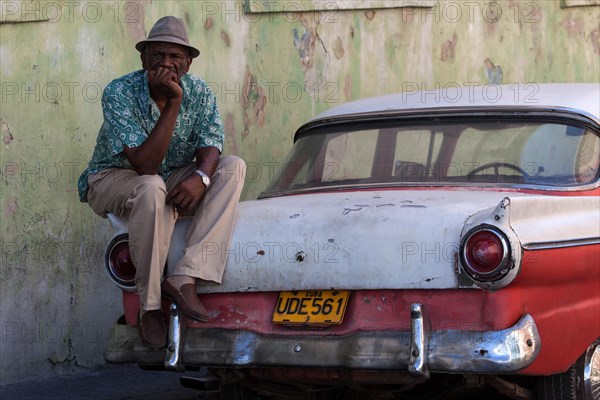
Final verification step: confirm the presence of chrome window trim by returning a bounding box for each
[258,180,600,199]
[522,237,600,251]
[300,107,600,136]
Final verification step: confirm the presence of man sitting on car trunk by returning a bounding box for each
[77,16,245,348]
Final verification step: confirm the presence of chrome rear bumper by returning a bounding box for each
[105,303,540,376]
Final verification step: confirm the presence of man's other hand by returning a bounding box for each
[166,173,206,215]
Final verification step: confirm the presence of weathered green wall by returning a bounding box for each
[1,0,598,384]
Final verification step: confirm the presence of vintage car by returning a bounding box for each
[103,83,600,400]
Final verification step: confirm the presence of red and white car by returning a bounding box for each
[103,83,600,400]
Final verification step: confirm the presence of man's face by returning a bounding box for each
[141,42,192,82]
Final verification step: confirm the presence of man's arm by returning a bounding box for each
[123,67,182,175]
[166,81,224,214]
[195,146,220,177]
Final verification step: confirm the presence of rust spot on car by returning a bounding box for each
[342,207,363,215]
[204,17,213,30]
[476,348,488,356]
[215,306,251,325]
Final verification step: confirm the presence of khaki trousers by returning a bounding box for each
[87,156,246,311]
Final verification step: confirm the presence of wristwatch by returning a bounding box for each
[194,169,211,187]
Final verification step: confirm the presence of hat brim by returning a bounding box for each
[136,37,200,58]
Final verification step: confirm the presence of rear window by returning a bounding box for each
[262,119,600,196]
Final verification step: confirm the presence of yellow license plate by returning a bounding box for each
[273,290,350,324]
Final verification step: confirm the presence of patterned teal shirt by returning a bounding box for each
[77,70,224,202]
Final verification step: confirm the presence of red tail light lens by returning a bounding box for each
[105,234,137,291]
[461,227,511,282]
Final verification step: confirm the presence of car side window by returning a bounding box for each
[322,130,378,182]
[574,129,600,184]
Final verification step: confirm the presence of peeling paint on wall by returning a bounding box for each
[440,33,458,62]
[293,25,316,70]
[484,58,503,84]
[204,17,213,30]
[1,119,14,145]
[332,36,344,59]
[591,29,600,53]
[221,30,231,47]
[241,66,267,136]
[560,16,585,36]
[3,196,19,217]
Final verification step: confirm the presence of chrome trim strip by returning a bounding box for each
[523,237,600,250]
[428,314,539,373]
[164,304,184,371]
[258,179,600,199]
[104,234,137,293]
[409,304,430,379]
[583,342,600,400]
[106,313,541,375]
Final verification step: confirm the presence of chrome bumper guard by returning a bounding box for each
[106,303,541,375]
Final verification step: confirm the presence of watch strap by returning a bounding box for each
[194,169,211,186]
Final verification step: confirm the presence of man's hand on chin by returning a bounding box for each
[148,67,182,101]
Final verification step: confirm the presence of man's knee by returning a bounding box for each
[132,175,168,205]
[217,155,246,185]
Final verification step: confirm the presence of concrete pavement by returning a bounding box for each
[0,364,216,400]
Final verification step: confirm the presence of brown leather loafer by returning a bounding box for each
[137,310,167,349]
[161,280,210,322]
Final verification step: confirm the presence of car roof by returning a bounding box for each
[311,83,600,123]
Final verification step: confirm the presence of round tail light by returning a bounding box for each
[105,234,137,291]
[460,227,511,283]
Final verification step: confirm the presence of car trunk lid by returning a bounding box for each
[169,189,530,293]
